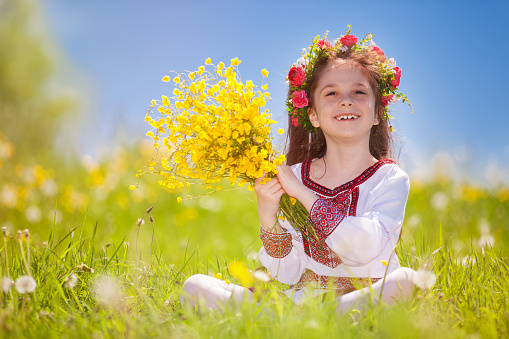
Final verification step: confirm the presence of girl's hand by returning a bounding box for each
[254,175,285,232]
[276,165,318,212]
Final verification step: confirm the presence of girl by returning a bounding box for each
[181,29,416,312]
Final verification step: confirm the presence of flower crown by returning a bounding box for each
[286,26,412,133]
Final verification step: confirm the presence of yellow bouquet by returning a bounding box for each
[136,58,317,238]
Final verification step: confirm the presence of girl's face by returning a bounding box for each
[308,59,379,142]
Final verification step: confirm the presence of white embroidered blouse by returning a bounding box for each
[258,158,410,290]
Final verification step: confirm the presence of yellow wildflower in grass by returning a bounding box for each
[229,261,254,287]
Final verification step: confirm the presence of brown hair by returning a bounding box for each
[284,49,393,166]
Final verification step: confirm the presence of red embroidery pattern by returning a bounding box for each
[348,187,359,216]
[310,195,349,236]
[299,159,392,268]
[260,228,293,258]
[301,158,395,197]
[291,269,381,290]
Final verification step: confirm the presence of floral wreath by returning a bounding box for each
[286,26,412,133]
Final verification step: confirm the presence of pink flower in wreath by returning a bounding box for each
[291,116,299,127]
[291,90,308,108]
[339,35,358,47]
[381,94,394,107]
[288,66,306,87]
[371,46,385,56]
[316,40,332,50]
[391,67,401,88]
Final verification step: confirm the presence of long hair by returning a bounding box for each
[284,50,393,166]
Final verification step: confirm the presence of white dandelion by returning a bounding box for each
[478,233,495,248]
[431,192,449,211]
[92,275,123,307]
[64,273,78,289]
[15,275,37,294]
[2,277,13,293]
[252,270,271,283]
[414,269,436,290]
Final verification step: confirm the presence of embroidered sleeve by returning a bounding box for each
[309,198,347,236]
[260,227,293,258]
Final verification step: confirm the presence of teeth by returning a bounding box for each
[336,115,357,120]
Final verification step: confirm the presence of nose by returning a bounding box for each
[338,94,353,106]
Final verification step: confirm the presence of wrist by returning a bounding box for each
[260,217,283,233]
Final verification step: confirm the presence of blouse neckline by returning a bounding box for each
[301,158,395,196]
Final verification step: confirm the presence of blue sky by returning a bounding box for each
[43,0,509,185]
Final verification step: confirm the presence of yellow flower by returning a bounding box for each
[177,197,182,204]
[173,76,180,84]
[198,66,205,75]
[214,273,222,280]
[162,75,170,82]
[261,69,269,77]
[382,260,388,267]
[217,61,225,71]
[230,57,241,66]
[277,128,284,135]
[289,197,297,205]
[189,72,196,80]
[129,185,136,190]
[262,84,268,90]
[205,58,212,65]
[229,261,254,287]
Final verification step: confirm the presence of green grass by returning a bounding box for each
[1,183,508,338]
[1,142,509,337]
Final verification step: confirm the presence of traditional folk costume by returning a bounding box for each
[181,159,416,310]
[259,158,409,304]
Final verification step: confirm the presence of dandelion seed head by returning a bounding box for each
[40,178,58,197]
[478,233,495,248]
[414,269,436,290]
[25,205,42,224]
[64,273,78,289]
[430,192,449,211]
[252,270,270,282]
[92,275,123,307]
[15,275,37,294]
[2,277,13,293]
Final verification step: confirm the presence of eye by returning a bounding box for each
[354,90,366,95]
[325,91,336,97]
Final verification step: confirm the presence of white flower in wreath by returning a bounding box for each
[386,58,397,69]
[296,57,306,67]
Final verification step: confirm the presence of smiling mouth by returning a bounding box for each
[335,114,359,121]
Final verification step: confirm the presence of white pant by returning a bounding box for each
[180,267,417,312]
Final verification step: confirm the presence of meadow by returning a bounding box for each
[1,133,508,338]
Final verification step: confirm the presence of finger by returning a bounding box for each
[254,172,267,184]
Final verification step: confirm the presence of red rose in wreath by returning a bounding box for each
[288,66,306,87]
[339,35,358,47]
[292,90,309,108]
[391,67,401,88]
